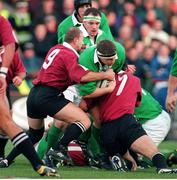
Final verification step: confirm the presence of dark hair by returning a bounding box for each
[96,40,116,57]
[84,7,101,17]
[64,27,82,43]
[74,0,92,11]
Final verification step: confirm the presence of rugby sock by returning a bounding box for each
[11,131,43,170]
[36,135,48,159]
[5,127,44,165]
[0,135,8,158]
[152,153,168,169]
[27,127,44,144]
[53,122,86,150]
[36,125,63,159]
[46,125,63,151]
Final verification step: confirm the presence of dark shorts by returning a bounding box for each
[100,114,147,156]
[27,85,70,119]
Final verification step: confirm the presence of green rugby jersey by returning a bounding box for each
[134,89,162,124]
[78,42,125,96]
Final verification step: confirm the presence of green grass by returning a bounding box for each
[0,141,177,179]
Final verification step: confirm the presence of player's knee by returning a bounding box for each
[0,116,13,132]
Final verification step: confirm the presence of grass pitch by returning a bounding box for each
[0,140,177,179]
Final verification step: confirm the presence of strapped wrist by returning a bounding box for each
[0,67,8,78]
[0,67,8,73]
[0,73,6,78]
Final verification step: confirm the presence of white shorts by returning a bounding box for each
[142,110,171,146]
[63,85,82,106]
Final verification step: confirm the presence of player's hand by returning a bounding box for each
[79,98,88,112]
[0,76,7,94]
[107,79,116,93]
[13,76,23,86]
[104,69,115,81]
[130,159,137,171]
[166,94,177,112]
[126,65,136,74]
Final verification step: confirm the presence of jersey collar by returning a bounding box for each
[63,42,79,57]
[72,12,82,26]
[79,24,89,37]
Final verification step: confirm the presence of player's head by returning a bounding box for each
[74,0,92,19]
[96,40,117,66]
[65,27,83,52]
[83,8,101,37]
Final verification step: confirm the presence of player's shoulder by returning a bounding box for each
[113,41,125,52]
[58,15,73,27]
[80,45,96,56]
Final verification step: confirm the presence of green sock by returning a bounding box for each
[36,134,48,159]
[161,149,177,159]
[79,127,91,142]
[36,125,63,159]
[47,125,63,150]
[88,126,105,157]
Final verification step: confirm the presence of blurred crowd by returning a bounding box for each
[0,0,177,110]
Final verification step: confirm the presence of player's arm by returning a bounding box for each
[80,69,115,82]
[167,75,177,96]
[0,43,15,94]
[83,80,116,98]
[166,49,177,112]
[57,24,64,44]
[1,43,15,68]
[166,75,177,112]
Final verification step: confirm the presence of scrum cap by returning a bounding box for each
[74,0,92,11]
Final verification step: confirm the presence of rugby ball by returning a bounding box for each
[68,141,87,166]
[97,80,109,88]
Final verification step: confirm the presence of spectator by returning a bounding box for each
[0,0,10,18]
[106,10,118,38]
[117,24,135,50]
[139,46,155,93]
[139,23,153,46]
[151,44,173,109]
[58,0,74,22]
[32,23,56,59]
[167,15,177,37]
[126,46,143,78]
[8,1,32,48]
[22,42,42,88]
[32,0,59,25]
[168,35,177,58]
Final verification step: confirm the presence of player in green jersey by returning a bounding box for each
[57,0,114,44]
[166,48,177,112]
[165,48,177,166]
[60,7,110,50]
[135,88,171,146]
[78,40,125,96]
